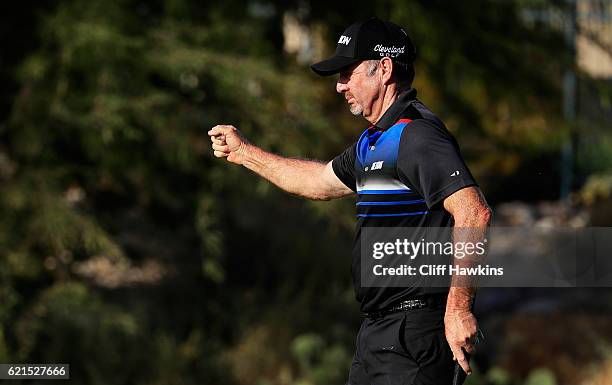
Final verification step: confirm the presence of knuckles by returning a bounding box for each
[210,124,237,136]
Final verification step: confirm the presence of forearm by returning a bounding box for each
[209,124,352,199]
[239,143,331,200]
[447,207,491,311]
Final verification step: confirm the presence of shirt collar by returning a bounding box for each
[372,88,418,131]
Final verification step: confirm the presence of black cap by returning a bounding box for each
[311,17,416,76]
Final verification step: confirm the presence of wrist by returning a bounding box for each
[238,142,271,171]
[446,287,475,312]
[236,141,251,157]
[444,304,474,320]
[235,141,256,166]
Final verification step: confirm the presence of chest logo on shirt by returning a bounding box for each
[370,161,384,171]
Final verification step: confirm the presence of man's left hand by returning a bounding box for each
[444,309,478,375]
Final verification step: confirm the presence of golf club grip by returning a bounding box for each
[452,351,470,385]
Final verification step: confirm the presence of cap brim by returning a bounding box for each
[310,55,360,76]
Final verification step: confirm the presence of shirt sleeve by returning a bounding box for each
[397,120,477,208]
[331,142,357,192]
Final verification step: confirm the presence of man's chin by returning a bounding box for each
[349,105,364,116]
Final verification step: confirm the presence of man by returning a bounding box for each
[209,17,491,385]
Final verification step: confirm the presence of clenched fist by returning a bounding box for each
[207,125,249,165]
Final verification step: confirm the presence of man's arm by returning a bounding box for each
[208,125,353,200]
[442,186,492,375]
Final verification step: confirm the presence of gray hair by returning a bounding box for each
[365,59,415,89]
[366,60,380,76]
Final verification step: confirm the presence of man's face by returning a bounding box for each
[336,61,382,119]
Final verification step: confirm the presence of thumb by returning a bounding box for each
[208,125,234,137]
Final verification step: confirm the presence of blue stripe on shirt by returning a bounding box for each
[356,211,429,218]
[356,199,425,206]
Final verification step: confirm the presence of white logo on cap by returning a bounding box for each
[338,35,352,45]
[373,44,405,58]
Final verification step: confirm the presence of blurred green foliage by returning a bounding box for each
[0,0,611,384]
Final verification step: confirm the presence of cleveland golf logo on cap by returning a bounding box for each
[373,44,406,58]
[311,17,416,76]
[338,35,352,45]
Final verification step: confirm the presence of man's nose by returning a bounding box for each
[336,81,348,94]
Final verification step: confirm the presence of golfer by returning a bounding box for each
[209,17,491,385]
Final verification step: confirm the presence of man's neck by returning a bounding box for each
[366,84,401,125]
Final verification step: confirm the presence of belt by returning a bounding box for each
[363,295,446,319]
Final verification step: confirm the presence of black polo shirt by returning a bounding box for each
[332,88,477,312]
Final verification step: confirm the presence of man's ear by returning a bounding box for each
[380,57,394,85]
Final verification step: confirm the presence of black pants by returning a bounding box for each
[348,301,458,385]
